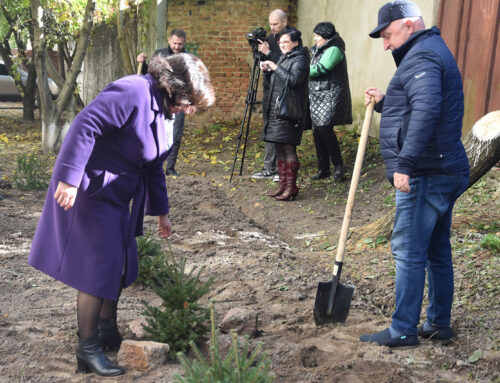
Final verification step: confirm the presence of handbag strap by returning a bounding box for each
[280,73,291,94]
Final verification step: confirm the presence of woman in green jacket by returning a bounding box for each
[309,22,352,181]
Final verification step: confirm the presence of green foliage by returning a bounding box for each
[175,303,274,383]
[136,232,164,286]
[383,194,395,207]
[362,236,388,248]
[41,0,116,48]
[13,152,51,190]
[0,0,31,49]
[142,248,212,358]
[480,233,500,254]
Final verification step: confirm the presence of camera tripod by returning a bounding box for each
[229,52,264,183]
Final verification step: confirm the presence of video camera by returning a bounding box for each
[246,27,267,51]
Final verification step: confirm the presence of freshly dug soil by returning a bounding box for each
[0,105,498,382]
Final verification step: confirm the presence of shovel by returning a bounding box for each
[313,97,376,325]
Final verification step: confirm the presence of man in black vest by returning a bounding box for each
[252,9,297,180]
[137,29,187,177]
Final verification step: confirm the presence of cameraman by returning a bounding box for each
[252,9,298,180]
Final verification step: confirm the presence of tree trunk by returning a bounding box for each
[116,0,135,75]
[353,111,500,239]
[32,0,96,152]
[463,111,500,187]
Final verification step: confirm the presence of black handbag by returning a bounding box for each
[275,75,302,122]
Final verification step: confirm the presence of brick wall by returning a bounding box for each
[166,0,298,123]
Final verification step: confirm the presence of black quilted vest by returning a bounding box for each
[309,33,352,127]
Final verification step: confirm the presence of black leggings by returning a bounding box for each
[77,291,119,339]
[312,124,343,170]
[275,143,298,163]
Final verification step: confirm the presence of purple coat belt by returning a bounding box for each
[28,74,172,300]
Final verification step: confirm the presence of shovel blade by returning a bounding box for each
[313,280,355,325]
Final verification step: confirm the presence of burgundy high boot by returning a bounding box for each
[276,161,300,201]
[268,161,287,197]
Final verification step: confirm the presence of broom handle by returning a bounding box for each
[333,98,375,274]
[137,62,143,75]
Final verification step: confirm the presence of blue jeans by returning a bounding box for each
[391,174,468,335]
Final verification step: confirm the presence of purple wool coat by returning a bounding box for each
[28,74,172,300]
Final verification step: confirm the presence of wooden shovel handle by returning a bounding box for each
[333,98,376,272]
[137,62,143,75]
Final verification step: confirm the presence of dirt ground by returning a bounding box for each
[0,104,498,382]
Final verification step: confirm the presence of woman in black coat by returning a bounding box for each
[260,29,310,201]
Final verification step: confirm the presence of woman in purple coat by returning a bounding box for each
[28,53,215,376]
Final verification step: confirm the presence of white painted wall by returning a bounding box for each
[297,0,439,133]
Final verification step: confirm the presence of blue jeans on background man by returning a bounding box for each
[390,173,469,335]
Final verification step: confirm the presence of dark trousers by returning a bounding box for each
[166,112,185,171]
[263,141,277,172]
[312,124,343,171]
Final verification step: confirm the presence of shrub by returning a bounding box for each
[175,303,274,383]
[142,249,212,358]
[13,152,51,190]
[480,233,500,254]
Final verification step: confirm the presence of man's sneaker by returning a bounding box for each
[417,323,454,344]
[360,328,418,349]
[251,169,276,179]
[273,174,280,182]
[166,168,179,177]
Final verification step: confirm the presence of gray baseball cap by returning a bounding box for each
[369,0,422,38]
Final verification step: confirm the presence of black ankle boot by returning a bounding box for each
[311,169,331,180]
[333,164,346,181]
[98,318,123,351]
[76,333,125,376]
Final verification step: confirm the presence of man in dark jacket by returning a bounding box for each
[137,29,187,177]
[361,0,469,349]
[252,9,297,180]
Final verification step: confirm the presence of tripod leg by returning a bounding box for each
[229,102,251,182]
[229,54,262,182]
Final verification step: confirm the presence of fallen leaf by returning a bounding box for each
[468,349,483,364]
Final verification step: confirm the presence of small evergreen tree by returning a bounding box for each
[136,232,164,286]
[142,247,212,358]
[175,303,275,383]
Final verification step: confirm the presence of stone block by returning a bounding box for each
[218,307,258,337]
[117,340,169,371]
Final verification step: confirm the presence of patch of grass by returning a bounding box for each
[383,193,395,207]
[480,233,500,254]
[12,152,51,190]
[362,236,388,249]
